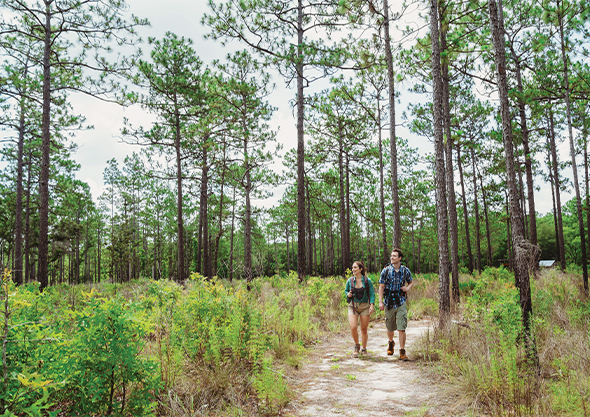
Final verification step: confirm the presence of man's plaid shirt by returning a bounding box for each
[379,264,413,309]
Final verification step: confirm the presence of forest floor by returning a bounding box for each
[282,318,471,417]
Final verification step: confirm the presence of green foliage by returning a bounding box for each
[251,358,289,415]
[65,294,159,416]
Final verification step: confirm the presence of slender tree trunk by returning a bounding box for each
[244,134,253,288]
[440,14,459,304]
[377,102,389,264]
[429,0,450,327]
[201,138,211,280]
[338,132,350,272]
[489,0,537,361]
[24,162,32,283]
[558,5,588,292]
[584,117,590,263]
[174,108,185,281]
[306,179,313,275]
[471,146,482,272]
[383,0,401,248]
[38,5,53,291]
[296,0,306,282]
[513,59,538,250]
[456,142,473,272]
[548,107,566,269]
[480,174,493,266]
[229,186,236,282]
[345,154,352,269]
[14,66,30,286]
[548,147,560,263]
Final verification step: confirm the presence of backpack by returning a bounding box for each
[348,275,369,304]
[383,265,408,306]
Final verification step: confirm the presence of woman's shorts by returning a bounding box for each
[384,303,408,332]
[348,302,371,316]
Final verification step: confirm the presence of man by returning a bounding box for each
[379,248,415,361]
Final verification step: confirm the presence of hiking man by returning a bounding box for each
[379,248,415,361]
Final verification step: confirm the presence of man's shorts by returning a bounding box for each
[348,302,371,316]
[384,302,408,332]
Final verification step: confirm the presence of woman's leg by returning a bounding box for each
[348,313,359,345]
[359,314,370,348]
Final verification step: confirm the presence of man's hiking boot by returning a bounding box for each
[399,349,409,361]
[387,340,395,356]
[352,344,360,358]
[360,348,367,357]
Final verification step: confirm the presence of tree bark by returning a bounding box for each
[38,4,53,290]
[548,106,566,269]
[429,0,451,328]
[558,3,589,293]
[456,141,473,272]
[382,0,401,248]
[378,102,389,264]
[440,12,459,304]
[296,0,307,282]
[489,0,537,361]
[471,146,482,272]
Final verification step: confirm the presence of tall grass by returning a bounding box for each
[413,267,590,416]
[0,270,350,416]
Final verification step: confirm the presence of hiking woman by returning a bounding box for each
[344,261,375,357]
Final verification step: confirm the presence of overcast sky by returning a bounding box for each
[67,0,570,215]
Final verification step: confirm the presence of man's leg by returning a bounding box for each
[398,330,406,349]
[388,331,395,342]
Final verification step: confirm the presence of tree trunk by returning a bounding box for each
[382,0,401,248]
[377,102,389,264]
[38,5,52,291]
[244,134,253,288]
[558,4,589,293]
[548,147,560,263]
[338,131,350,272]
[480,174,493,266]
[548,106,566,269]
[296,0,306,282]
[513,59,538,250]
[174,108,185,281]
[14,67,29,286]
[201,138,211,280]
[470,146,482,272]
[489,0,537,361]
[456,141,473,272]
[24,161,32,283]
[440,14,459,304]
[229,186,236,282]
[429,0,450,328]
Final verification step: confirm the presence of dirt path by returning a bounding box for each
[284,318,461,417]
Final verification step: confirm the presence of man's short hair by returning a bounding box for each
[392,248,404,260]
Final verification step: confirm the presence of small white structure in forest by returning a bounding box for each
[539,260,557,268]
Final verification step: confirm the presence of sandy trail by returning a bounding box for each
[284,318,461,417]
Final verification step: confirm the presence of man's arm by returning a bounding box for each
[379,283,385,310]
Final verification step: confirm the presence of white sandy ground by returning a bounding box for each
[283,318,471,417]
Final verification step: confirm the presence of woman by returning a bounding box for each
[344,261,375,357]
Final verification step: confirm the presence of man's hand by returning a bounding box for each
[379,301,385,311]
[401,285,409,292]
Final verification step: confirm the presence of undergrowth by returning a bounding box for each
[0,269,349,416]
[413,266,590,416]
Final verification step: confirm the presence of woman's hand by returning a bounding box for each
[348,290,353,298]
[369,304,375,314]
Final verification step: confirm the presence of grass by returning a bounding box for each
[412,267,590,416]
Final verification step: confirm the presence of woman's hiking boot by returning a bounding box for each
[387,340,395,356]
[352,344,360,358]
[360,347,367,357]
[399,349,409,361]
